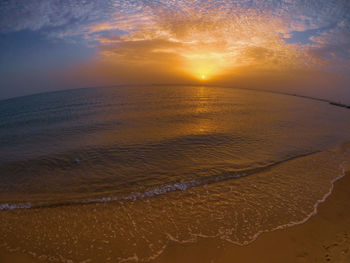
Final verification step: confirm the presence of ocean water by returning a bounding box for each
[1,85,350,262]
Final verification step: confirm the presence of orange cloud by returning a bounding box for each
[83,2,327,82]
[63,1,349,88]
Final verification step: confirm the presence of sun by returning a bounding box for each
[201,75,206,80]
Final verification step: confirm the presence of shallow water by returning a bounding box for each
[1,85,350,262]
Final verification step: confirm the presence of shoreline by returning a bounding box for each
[1,172,350,263]
[155,171,350,263]
[0,149,323,212]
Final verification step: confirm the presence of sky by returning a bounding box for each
[0,0,350,100]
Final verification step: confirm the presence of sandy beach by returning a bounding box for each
[0,171,349,263]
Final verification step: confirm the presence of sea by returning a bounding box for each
[0,85,350,262]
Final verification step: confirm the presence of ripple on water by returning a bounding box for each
[0,146,349,262]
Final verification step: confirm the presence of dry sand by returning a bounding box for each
[1,172,350,263]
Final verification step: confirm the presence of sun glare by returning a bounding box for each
[183,53,229,81]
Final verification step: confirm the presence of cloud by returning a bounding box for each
[1,0,350,78]
[86,1,303,78]
[0,0,115,34]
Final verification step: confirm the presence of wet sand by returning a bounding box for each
[1,172,350,263]
[155,171,350,263]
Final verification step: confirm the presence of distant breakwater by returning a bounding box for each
[329,102,350,109]
[239,87,350,110]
